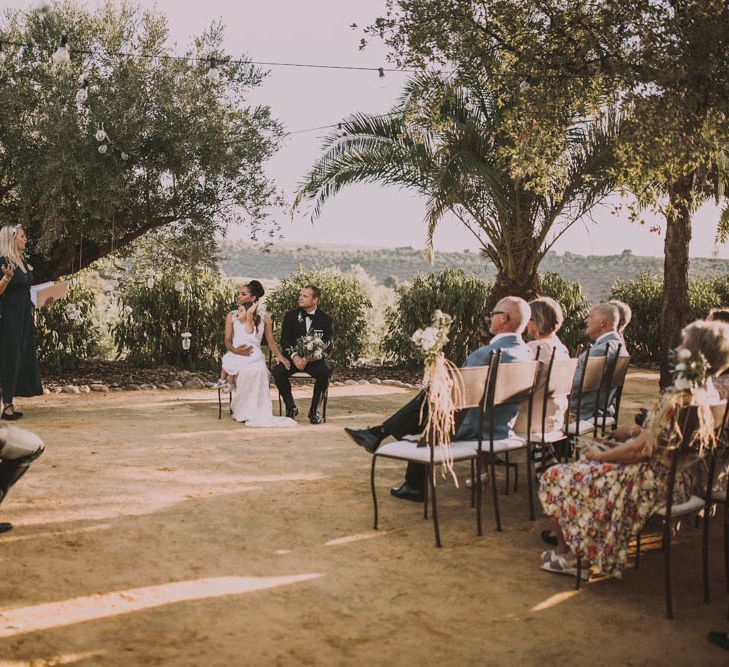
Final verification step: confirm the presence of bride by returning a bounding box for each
[222,281,296,427]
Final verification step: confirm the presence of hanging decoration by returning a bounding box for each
[51,33,70,66]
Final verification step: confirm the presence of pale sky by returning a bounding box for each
[2,0,726,258]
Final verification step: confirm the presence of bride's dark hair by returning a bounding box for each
[246,280,265,329]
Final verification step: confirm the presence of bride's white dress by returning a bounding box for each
[223,315,296,428]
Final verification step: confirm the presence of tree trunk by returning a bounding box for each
[660,176,693,387]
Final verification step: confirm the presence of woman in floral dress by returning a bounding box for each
[538,319,729,579]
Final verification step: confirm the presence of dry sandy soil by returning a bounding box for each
[0,370,728,666]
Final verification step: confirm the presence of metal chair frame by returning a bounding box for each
[370,363,492,547]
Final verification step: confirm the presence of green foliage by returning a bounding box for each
[610,272,722,363]
[382,269,491,368]
[0,2,282,282]
[111,270,237,369]
[265,268,372,367]
[34,275,101,373]
[538,272,591,354]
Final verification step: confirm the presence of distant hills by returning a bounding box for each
[218,241,729,303]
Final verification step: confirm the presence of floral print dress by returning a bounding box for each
[538,408,694,577]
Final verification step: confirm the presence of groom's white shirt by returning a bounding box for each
[304,307,317,333]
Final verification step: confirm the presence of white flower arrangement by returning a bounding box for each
[64,303,84,325]
[411,309,452,361]
[670,347,708,393]
[174,280,185,293]
[289,331,326,360]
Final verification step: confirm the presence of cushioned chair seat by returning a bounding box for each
[600,416,616,427]
[530,430,568,444]
[654,495,705,517]
[567,420,597,435]
[376,439,479,463]
[458,437,527,454]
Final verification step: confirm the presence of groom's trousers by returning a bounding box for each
[272,358,331,414]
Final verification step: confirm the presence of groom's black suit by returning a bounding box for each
[272,307,333,416]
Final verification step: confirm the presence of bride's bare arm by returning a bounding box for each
[264,315,290,368]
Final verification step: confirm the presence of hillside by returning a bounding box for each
[218,241,729,303]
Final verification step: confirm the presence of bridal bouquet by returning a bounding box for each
[290,331,327,360]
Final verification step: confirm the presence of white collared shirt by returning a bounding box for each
[304,307,317,332]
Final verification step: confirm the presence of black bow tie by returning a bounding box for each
[304,312,313,319]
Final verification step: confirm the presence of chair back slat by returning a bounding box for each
[451,366,490,409]
[547,358,580,396]
[581,355,606,393]
[610,355,631,390]
[492,360,540,406]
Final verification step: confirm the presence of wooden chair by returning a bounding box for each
[597,353,631,436]
[474,352,540,532]
[370,363,491,547]
[565,347,606,444]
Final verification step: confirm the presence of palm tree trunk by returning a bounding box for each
[660,175,693,387]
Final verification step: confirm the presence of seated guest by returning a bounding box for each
[609,299,632,346]
[539,319,729,578]
[571,303,628,420]
[515,297,570,475]
[344,297,533,502]
[0,424,45,533]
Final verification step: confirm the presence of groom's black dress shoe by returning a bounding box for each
[390,483,425,503]
[0,522,13,534]
[344,427,383,453]
[285,405,299,419]
[308,411,323,425]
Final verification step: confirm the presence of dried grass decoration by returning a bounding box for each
[646,349,718,460]
[411,310,464,485]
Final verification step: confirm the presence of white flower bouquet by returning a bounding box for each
[290,331,327,360]
[670,347,708,392]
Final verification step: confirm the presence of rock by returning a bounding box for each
[139,383,155,390]
[90,384,109,393]
[344,379,358,386]
[156,383,170,390]
[52,387,63,394]
[61,385,80,394]
[184,377,205,390]
[79,385,91,393]
[111,387,123,392]
[168,380,183,389]
[382,379,410,388]
[371,378,382,384]
[357,379,370,385]
[43,387,51,395]
[204,381,217,388]
[124,384,141,391]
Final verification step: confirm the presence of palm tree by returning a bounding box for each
[295,73,619,305]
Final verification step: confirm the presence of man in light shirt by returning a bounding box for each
[344,296,533,502]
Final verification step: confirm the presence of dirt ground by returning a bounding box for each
[1,370,728,666]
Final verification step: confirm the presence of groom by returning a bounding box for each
[272,285,334,424]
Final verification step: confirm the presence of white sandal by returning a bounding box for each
[540,554,589,580]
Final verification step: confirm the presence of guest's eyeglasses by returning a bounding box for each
[489,310,507,318]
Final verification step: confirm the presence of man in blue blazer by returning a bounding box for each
[571,302,629,420]
[345,297,534,502]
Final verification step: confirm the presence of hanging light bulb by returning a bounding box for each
[75,77,89,104]
[181,332,192,351]
[52,34,71,66]
[0,42,6,66]
[519,75,533,92]
[98,144,108,154]
[120,152,129,161]
[205,57,220,83]
[378,67,385,78]
[95,123,107,142]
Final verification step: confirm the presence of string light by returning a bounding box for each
[0,41,6,66]
[205,57,220,83]
[519,75,533,91]
[378,67,385,78]
[95,122,107,142]
[75,75,89,104]
[51,33,70,66]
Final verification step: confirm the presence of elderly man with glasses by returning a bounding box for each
[345,297,533,502]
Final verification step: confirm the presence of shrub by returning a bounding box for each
[265,268,372,367]
[382,269,491,368]
[610,272,722,363]
[112,270,237,369]
[34,275,101,373]
[538,272,591,354]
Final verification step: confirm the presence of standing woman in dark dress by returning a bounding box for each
[0,224,43,419]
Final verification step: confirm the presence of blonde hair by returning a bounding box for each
[609,299,632,332]
[0,225,23,265]
[681,319,729,375]
[529,297,564,336]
